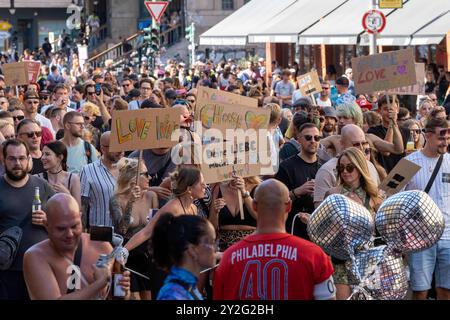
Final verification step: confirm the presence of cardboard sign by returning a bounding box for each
[110,108,181,152]
[25,61,41,84]
[2,62,29,86]
[352,48,416,94]
[379,158,421,196]
[388,63,425,95]
[195,86,258,117]
[297,70,322,96]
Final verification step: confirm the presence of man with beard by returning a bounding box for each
[80,132,123,229]
[61,112,98,174]
[0,139,54,299]
[322,107,338,137]
[317,81,332,107]
[275,123,322,239]
[17,119,45,175]
[405,118,450,300]
[23,193,131,299]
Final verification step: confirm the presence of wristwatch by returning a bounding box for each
[242,191,250,199]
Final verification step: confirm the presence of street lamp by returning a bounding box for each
[9,0,16,15]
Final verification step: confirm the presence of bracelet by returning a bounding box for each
[242,191,250,199]
[290,190,297,200]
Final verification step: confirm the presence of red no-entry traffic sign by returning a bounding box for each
[362,10,386,34]
[144,1,169,24]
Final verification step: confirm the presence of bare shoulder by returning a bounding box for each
[144,190,157,201]
[25,239,51,259]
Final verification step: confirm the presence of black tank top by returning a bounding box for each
[217,187,257,228]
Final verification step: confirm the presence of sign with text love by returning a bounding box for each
[352,48,416,94]
[297,70,322,96]
[110,108,181,152]
[2,62,29,86]
[195,86,258,118]
[388,63,425,95]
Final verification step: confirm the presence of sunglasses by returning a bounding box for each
[410,129,421,134]
[302,135,321,142]
[84,116,91,121]
[13,115,25,121]
[364,148,371,156]
[140,171,150,179]
[337,163,356,174]
[322,87,330,90]
[87,92,96,96]
[436,128,450,137]
[20,131,42,138]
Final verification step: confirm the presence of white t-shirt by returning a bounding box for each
[314,157,381,204]
[317,98,332,107]
[405,151,450,239]
[35,113,55,138]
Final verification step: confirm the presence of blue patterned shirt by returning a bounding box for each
[157,266,203,300]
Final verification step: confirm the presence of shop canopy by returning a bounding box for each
[199,0,297,46]
[200,0,450,46]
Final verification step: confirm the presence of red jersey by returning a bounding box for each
[213,233,333,300]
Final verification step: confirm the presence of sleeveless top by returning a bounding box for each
[40,171,73,191]
[217,187,257,228]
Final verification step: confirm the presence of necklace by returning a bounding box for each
[178,197,194,215]
[49,168,63,175]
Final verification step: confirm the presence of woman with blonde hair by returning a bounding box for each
[417,99,433,127]
[209,175,261,251]
[109,157,158,300]
[325,147,384,300]
[81,102,102,149]
[402,119,424,154]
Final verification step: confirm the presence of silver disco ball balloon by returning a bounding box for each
[376,190,445,255]
[346,245,408,300]
[308,194,375,260]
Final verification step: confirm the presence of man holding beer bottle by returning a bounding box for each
[0,139,54,300]
[23,193,131,300]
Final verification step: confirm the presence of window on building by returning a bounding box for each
[222,0,235,10]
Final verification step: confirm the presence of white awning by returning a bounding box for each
[411,10,450,45]
[298,0,395,45]
[375,0,450,46]
[248,0,346,43]
[199,0,297,46]
[299,0,450,46]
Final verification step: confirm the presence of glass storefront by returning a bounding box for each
[38,20,67,49]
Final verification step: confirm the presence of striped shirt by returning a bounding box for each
[80,160,117,226]
[405,151,450,239]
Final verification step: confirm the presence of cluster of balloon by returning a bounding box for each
[308,191,444,300]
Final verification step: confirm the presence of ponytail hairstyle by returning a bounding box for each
[170,166,202,197]
[151,213,210,270]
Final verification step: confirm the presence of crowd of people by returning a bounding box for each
[0,41,450,301]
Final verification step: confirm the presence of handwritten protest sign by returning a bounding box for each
[2,62,29,86]
[195,86,257,117]
[110,108,181,152]
[352,48,416,94]
[25,61,41,84]
[379,158,421,196]
[297,70,322,96]
[388,63,425,95]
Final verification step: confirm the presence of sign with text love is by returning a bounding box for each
[2,62,29,86]
[297,70,322,96]
[110,108,181,152]
[352,48,416,94]
[388,63,425,95]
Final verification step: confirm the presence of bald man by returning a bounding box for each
[23,194,130,300]
[213,179,335,300]
[314,124,381,207]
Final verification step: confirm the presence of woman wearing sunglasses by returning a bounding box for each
[402,119,425,154]
[109,157,158,300]
[325,147,383,300]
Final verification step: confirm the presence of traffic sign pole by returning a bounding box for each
[370,0,377,55]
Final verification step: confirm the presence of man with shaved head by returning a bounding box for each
[313,124,381,207]
[213,179,335,300]
[23,193,130,300]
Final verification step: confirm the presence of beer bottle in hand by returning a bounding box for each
[111,259,126,299]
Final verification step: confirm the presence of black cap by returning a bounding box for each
[128,89,141,98]
[292,97,312,111]
[141,99,162,109]
[165,89,177,100]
